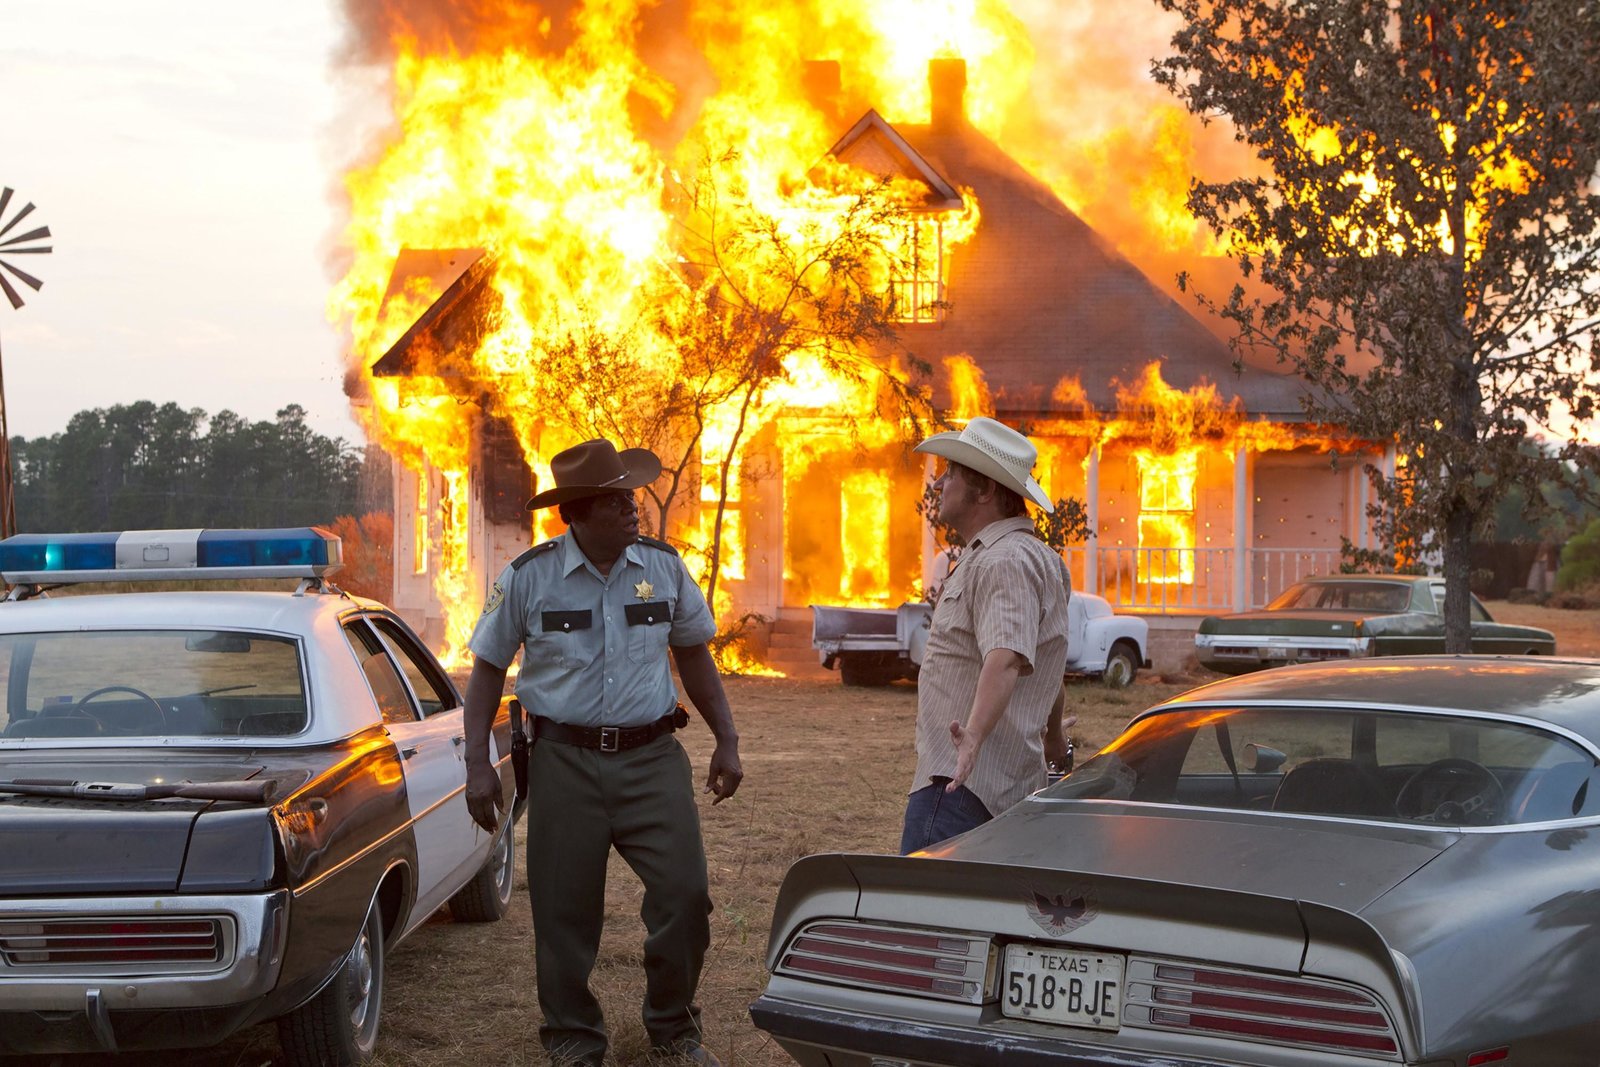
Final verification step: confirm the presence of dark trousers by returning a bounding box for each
[526,732,711,1065]
[900,778,993,855]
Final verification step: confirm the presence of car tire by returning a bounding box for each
[1101,642,1139,689]
[840,652,897,687]
[448,819,516,923]
[277,896,384,1066]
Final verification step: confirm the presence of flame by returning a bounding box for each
[945,354,993,422]
[331,2,1380,663]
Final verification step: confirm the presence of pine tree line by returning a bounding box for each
[10,401,391,533]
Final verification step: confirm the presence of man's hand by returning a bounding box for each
[1045,712,1078,771]
[947,719,983,792]
[705,738,743,804]
[465,760,504,834]
[461,657,511,834]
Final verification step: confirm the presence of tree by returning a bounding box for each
[1154,0,1600,650]
[11,402,379,532]
[531,150,937,609]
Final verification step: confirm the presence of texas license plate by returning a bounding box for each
[1000,943,1123,1030]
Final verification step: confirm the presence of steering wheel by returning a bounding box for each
[1395,758,1504,825]
[71,685,167,732]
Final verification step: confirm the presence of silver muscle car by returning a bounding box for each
[1195,573,1556,674]
[0,528,521,1064]
[753,655,1600,1066]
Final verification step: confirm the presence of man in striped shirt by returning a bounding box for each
[901,417,1073,855]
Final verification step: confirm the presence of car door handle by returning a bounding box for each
[452,735,466,747]
[399,745,419,760]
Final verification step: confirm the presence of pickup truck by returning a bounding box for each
[812,592,1151,688]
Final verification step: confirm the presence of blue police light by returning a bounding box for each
[0,528,344,585]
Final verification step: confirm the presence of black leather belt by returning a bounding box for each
[533,707,688,753]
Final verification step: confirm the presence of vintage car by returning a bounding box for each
[753,655,1600,1066]
[1194,573,1556,674]
[0,527,521,1064]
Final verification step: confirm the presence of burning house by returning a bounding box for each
[334,11,1385,672]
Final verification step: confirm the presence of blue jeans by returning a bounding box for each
[900,778,992,854]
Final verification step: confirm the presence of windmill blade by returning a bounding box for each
[0,189,12,221]
[0,259,43,292]
[0,202,36,242]
[0,226,50,249]
[0,272,23,310]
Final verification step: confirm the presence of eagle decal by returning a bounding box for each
[1024,885,1098,937]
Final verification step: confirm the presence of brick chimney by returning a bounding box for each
[929,58,966,131]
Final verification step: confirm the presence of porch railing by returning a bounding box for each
[1063,546,1342,613]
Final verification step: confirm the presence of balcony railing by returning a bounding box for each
[1063,546,1342,612]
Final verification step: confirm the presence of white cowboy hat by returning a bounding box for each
[914,416,1053,512]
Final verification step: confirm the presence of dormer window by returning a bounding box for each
[889,218,948,324]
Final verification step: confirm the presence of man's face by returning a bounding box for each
[570,490,640,559]
[931,462,977,532]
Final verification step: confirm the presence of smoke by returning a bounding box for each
[326,0,1259,309]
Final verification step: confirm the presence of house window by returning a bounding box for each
[412,468,428,575]
[441,469,468,575]
[1135,451,1197,585]
[888,219,947,324]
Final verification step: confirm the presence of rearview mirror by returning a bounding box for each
[185,632,252,654]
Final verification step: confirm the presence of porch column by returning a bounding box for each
[922,454,939,594]
[1356,454,1371,551]
[1085,444,1100,596]
[1233,446,1249,611]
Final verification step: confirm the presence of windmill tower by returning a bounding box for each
[0,188,53,538]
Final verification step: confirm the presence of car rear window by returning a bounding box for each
[1267,582,1412,612]
[0,630,308,740]
[1044,706,1600,826]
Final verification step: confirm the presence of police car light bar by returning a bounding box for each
[0,528,344,585]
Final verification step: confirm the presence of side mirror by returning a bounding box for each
[1245,743,1287,774]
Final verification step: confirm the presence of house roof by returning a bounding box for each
[832,113,1310,420]
[369,248,493,378]
[370,116,1314,422]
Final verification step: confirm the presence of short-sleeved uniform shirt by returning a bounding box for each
[912,515,1071,815]
[468,532,717,728]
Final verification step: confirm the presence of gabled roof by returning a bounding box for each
[370,249,494,378]
[824,109,964,210]
[846,115,1310,420]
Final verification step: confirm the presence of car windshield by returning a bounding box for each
[0,630,308,740]
[1267,581,1412,613]
[1041,705,1600,826]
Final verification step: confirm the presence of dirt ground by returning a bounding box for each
[24,599,1597,1067]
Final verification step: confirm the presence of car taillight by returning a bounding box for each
[776,920,994,1004]
[1126,961,1400,1058]
[0,918,224,966]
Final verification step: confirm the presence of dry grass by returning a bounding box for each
[1481,599,1600,657]
[28,606,1599,1067]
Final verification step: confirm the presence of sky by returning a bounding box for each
[0,1,366,443]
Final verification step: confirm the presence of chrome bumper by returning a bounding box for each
[750,994,1234,1067]
[0,891,288,1016]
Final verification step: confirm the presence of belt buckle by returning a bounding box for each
[599,726,620,753]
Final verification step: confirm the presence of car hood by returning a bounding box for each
[0,751,283,895]
[1200,609,1394,636]
[922,801,1457,915]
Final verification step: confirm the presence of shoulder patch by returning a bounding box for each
[511,540,560,570]
[635,535,679,556]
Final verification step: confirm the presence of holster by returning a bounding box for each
[509,697,531,821]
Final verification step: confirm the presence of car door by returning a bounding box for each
[1465,594,1534,654]
[344,616,483,923]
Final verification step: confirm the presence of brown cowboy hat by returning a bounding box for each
[526,439,663,510]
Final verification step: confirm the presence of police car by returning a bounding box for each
[0,528,520,1063]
